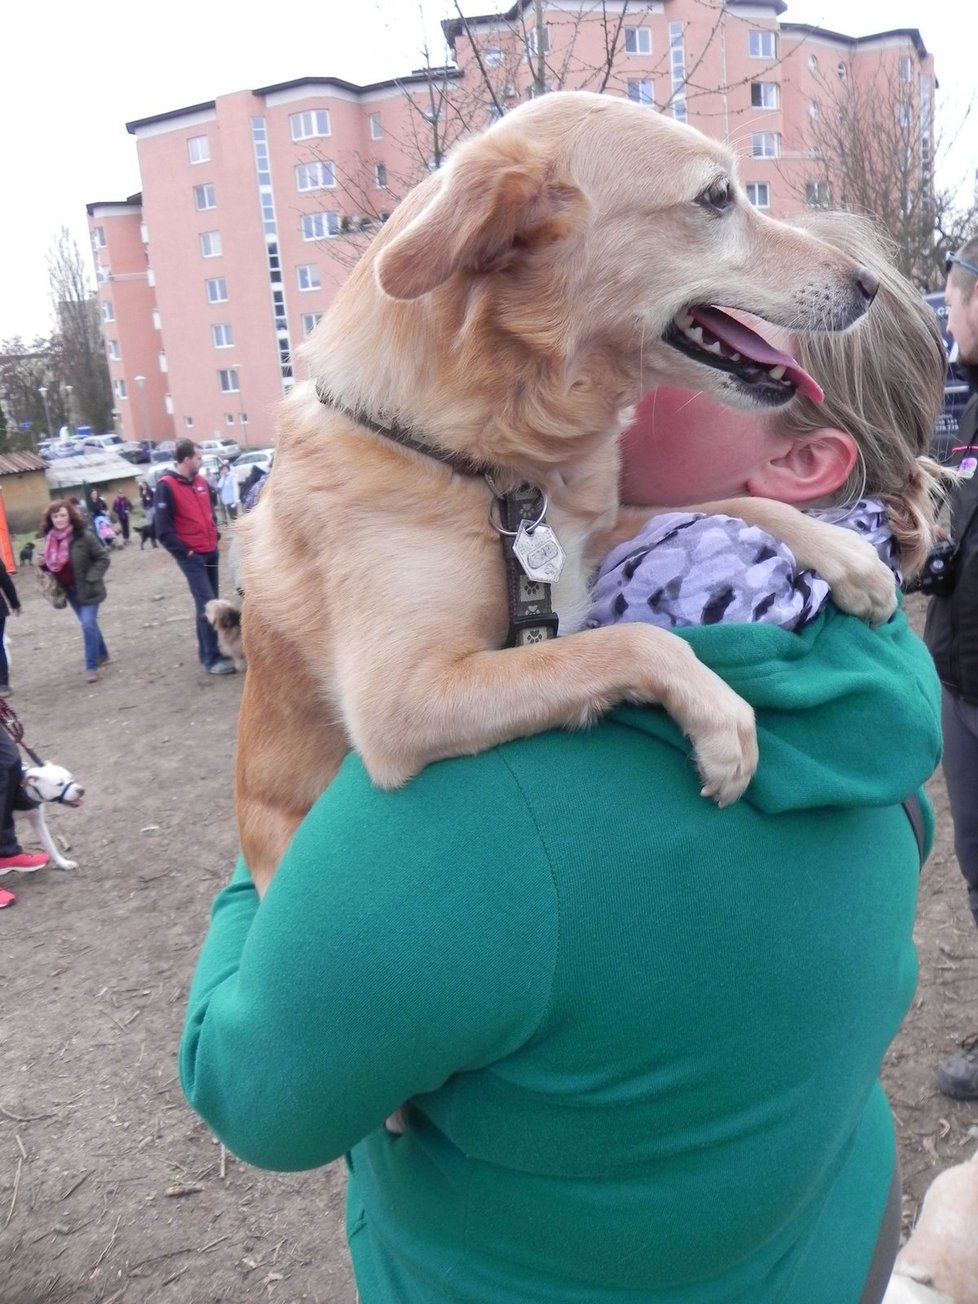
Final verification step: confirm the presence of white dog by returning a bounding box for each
[17,762,84,871]
[884,1150,978,1304]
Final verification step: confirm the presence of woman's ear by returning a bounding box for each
[746,428,857,505]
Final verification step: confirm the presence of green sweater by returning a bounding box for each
[181,606,941,1303]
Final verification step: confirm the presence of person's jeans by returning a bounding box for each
[940,686,978,930]
[176,550,221,667]
[65,591,109,672]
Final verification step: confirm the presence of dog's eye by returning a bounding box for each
[697,179,735,213]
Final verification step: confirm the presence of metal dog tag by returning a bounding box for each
[513,519,565,584]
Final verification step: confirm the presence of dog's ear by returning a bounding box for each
[375,144,584,301]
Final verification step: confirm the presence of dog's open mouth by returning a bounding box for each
[664,306,824,406]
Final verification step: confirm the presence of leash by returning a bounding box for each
[0,698,44,766]
[317,386,564,647]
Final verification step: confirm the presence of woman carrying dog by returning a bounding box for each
[40,500,111,685]
[180,216,945,1304]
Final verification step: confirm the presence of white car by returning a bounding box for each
[199,437,241,462]
[232,448,275,486]
[82,434,126,454]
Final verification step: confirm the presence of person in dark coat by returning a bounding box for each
[40,499,111,684]
[0,565,21,696]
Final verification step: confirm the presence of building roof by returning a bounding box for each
[780,24,929,58]
[0,452,47,475]
[43,453,138,490]
[443,0,786,43]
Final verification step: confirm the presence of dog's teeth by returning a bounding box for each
[728,351,742,362]
[677,312,694,329]
[768,365,786,380]
[704,341,723,355]
[686,325,704,345]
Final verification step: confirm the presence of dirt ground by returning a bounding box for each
[0,541,976,1304]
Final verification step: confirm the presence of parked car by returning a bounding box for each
[199,437,241,462]
[923,291,972,463]
[151,441,177,463]
[200,453,223,486]
[82,434,126,454]
[142,461,175,491]
[232,448,275,485]
[117,440,154,464]
[41,440,85,462]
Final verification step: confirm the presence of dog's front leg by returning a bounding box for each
[24,807,76,871]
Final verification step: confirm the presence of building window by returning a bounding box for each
[92,226,106,249]
[805,180,832,208]
[749,30,777,59]
[102,301,115,322]
[295,161,335,191]
[199,230,222,258]
[206,277,228,303]
[225,413,236,426]
[184,415,194,428]
[807,54,818,73]
[624,27,651,55]
[218,368,240,393]
[751,132,780,159]
[193,183,216,211]
[899,55,913,83]
[290,110,331,141]
[114,378,127,400]
[836,62,848,81]
[375,162,388,188]
[108,340,121,360]
[369,113,382,140]
[297,264,321,291]
[159,352,168,373]
[188,135,210,164]
[147,267,155,287]
[302,312,323,336]
[668,21,687,123]
[152,309,161,330]
[526,25,550,56]
[212,323,234,348]
[809,101,819,120]
[750,82,778,110]
[301,212,341,239]
[898,100,911,128]
[746,182,770,208]
[626,79,654,107]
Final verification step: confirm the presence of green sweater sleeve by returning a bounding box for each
[179,749,560,1171]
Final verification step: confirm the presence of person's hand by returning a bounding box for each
[13,609,20,618]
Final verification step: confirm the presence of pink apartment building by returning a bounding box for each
[87,0,934,449]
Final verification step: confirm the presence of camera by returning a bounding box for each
[907,539,958,597]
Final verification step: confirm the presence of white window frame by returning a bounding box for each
[205,277,228,303]
[199,230,222,258]
[295,161,335,192]
[374,162,388,188]
[212,323,234,349]
[187,134,210,164]
[218,368,240,394]
[300,212,341,240]
[297,264,321,291]
[302,312,323,336]
[290,109,331,141]
[108,340,121,360]
[751,132,780,159]
[899,55,913,83]
[102,301,115,322]
[368,113,382,140]
[193,183,216,211]
[805,180,832,209]
[152,309,162,330]
[92,226,106,249]
[114,378,127,400]
[749,30,777,60]
[158,352,168,373]
[624,26,651,55]
[484,46,503,68]
[626,79,654,107]
[746,182,770,209]
[526,25,550,56]
[750,82,778,110]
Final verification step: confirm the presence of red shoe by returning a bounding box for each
[0,888,15,907]
[0,851,50,875]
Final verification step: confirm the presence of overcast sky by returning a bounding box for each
[3,0,974,344]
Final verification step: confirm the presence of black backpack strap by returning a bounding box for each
[901,792,926,872]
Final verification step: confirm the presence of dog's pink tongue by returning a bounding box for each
[692,306,824,403]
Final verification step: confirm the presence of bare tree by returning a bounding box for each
[0,337,61,451]
[47,227,114,433]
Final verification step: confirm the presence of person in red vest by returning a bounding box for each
[154,439,236,675]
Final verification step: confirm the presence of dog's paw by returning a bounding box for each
[808,528,896,626]
[692,690,758,807]
[54,858,78,872]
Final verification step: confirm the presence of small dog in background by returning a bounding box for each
[19,541,34,567]
[136,522,157,550]
[205,599,246,672]
[16,762,85,871]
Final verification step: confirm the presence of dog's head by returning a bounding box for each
[325,92,876,419]
[22,763,84,807]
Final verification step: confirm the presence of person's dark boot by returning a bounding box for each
[937,1035,978,1099]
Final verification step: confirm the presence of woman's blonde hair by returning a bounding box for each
[773,212,951,576]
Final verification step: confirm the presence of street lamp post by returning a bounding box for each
[38,386,53,441]
[134,375,150,444]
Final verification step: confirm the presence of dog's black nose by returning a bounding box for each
[853,266,880,305]
[75,786,85,799]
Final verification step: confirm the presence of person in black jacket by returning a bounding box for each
[40,500,111,685]
[0,565,21,696]
[924,234,978,1099]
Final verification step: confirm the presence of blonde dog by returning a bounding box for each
[235,91,889,893]
[883,1150,978,1304]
